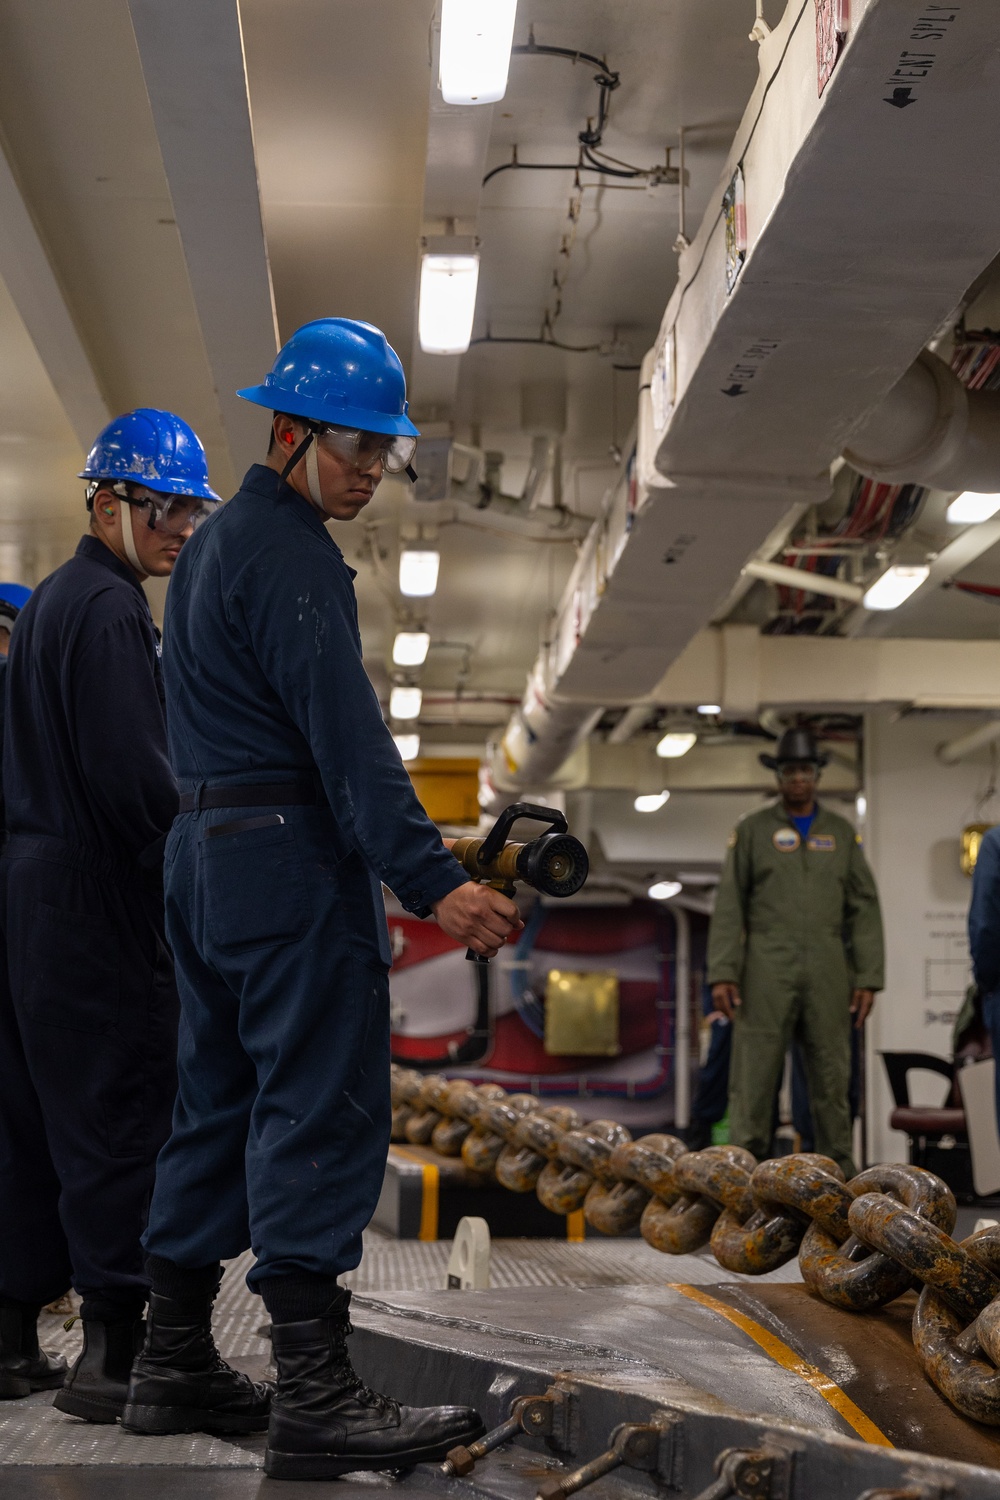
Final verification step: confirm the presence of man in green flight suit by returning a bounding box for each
[707,726,884,1176]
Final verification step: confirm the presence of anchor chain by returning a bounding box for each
[389,1066,1000,1423]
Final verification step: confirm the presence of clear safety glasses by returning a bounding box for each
[313,423,417,476]
[125,487,219,535]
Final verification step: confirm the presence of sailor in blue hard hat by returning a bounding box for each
[132,320,517,1471]
[0,410,227,1423]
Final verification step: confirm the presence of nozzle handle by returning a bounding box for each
[467,948,490,965]
[478,801,568,868]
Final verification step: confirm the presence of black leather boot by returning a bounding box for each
[265,1294,484,1480]
[120,1290,273,1436]
[53,1318,144,1423]
[0,1300,67,1399]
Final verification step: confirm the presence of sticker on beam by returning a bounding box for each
[816,0,850,96]
[722,166,746,294]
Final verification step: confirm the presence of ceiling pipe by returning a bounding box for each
[742,558,864,604]
[606,704,651,745]
[937,719,1000,766]
[845,350,1000,493]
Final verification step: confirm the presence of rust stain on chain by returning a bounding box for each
[668,1283,893,1447]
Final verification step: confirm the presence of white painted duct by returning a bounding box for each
[845,351,1000,493]
[493,0,1000,792]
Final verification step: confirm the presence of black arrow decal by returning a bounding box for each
[884,86,916,108]
[722,383,748,397]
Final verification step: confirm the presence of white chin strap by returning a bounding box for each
[120,497,144,574]
[304,436,323,509]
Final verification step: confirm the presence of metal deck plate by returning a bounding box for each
[0,1231,801,1471]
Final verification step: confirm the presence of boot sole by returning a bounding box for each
[0,1375,31,1401]
[264,1432,486,1481]
[53,1389,122,1424]
[121,1403,269,1437]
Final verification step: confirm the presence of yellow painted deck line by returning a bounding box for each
[389,1146,440,1241]
[669,1283,893,1448]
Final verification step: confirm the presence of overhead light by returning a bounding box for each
[697,704,721,716]
[862,564,929,611]
[656,731,697,759]
[399,549,440,598]
[393,733,420,762]
[393,631,430,666]
[390,685,423,721]
[418,254,480,355]
[946,491,1000,525]
[855,793,867,819]
[439,0,518,105]
[649,880,682,901]
[634,791,670,813]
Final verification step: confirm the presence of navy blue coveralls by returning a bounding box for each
[0,536,179,1312]
[144,465,467,1289]
[969,824,1000,1128]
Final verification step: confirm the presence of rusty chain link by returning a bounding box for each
[389,1066,1000,1424]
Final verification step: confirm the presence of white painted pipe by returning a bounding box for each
[607,704,651,745]
[845,350,1000,494]
[743,558,864,603]
[671,902,691,1130]
[937,718,1000,765]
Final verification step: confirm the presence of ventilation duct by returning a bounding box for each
[845,349,1000,493]
[493,0,1000,791]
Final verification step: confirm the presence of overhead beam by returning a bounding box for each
[128,0,278,480]
[0,142,108,450]
[647,628,1000,714]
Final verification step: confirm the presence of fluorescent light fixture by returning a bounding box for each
[856,793,867,819]
[390,685,423,721]
[946,490,1000,525]
[862,564,929,611]
[697,704,721,716]
[648,880,682,901]
[439,0,518,105]
[418,255,480,355]
[399,549,440,598]
[393,733,420,762]
[634,791,670,813]
[655,731,697,759]
[392,631,430,666]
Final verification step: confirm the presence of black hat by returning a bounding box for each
[759,726,828,772]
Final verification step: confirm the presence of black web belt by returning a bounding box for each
[178,782,323,814]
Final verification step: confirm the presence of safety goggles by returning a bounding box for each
[118,484,219,535]
[313,423,417,476]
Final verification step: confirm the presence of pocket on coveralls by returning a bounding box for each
[202,821,311,951]
[23,902,121,1032]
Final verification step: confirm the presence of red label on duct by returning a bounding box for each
[816,0,850,96]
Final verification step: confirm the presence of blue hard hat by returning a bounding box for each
[79,408,221,502]
[0,583,31,613]
[237,319,420,438]
[0,582,30,633]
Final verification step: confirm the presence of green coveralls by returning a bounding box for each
[706,800,884,1177]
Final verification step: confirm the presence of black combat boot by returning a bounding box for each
[0,1299,67,1400]
[264,1290,484,1480]
[54,1317,145,1423]
[121,1280,272,1436]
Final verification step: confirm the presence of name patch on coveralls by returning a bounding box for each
[807,834,837,852]
[773,828,800,852]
